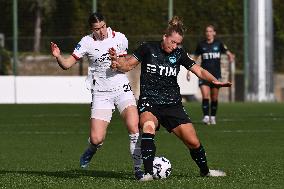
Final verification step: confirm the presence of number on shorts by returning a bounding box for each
[123,83,132,92]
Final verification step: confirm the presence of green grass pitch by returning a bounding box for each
[0,102,283,188]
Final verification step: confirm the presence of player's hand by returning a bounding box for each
[109,47,117,61]
[50,42,61,58]
[212,80,232,87]
[109,48,120,71]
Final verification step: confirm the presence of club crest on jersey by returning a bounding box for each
[169,56,176,64]
[75,44,81,50]
[213,46,219,51]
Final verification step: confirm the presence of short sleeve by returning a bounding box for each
[220,42,229,53]
[180,49,196,70]
[117,34,128,56]
[72,37,88,60]
[133,42,147,62]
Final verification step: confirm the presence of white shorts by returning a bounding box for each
[90,87,136,122]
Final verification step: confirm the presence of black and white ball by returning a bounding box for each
[153,157,172,179]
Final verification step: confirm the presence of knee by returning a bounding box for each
[190,140,200,149]
[185,138,200,149]
[89,134,105,145]
[126,123,139,134]
[142,121,156,134]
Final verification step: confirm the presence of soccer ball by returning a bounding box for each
[153,156,172,179]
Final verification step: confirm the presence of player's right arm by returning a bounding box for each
[109,48,139,72]
[50,42,77,70]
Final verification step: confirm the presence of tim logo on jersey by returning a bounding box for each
[202,52,221,60]
[146,64,177,76]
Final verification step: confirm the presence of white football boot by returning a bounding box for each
[138,173,154,181]
[201,169,226,177]
[202,115,210,125]
[210,116,216,125]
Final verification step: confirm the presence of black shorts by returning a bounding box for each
[138,101,191,132]
[199,78,221,88]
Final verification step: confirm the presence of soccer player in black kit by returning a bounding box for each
[110,17,231,181]
[188,25,235,125]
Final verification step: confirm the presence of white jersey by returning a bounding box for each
[72,27,129,91]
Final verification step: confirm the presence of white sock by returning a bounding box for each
[129,133,143,171]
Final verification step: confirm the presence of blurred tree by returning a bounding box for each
[0,46,11,75]
[28,0,56,53]
[0,0,283,71]
[273,0,284,71]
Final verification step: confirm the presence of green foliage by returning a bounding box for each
[0,0,284,71]
[0,46,12,75]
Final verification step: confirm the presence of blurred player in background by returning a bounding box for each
[110,16,231,181]
[50,12,142,179]
[187,25,235,125]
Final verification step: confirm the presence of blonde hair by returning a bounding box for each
[165,16,186,37]
[206,24,216,31]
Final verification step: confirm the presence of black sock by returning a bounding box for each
[190,144,209,175]
[202,99,209,116]
[141,133,156,175]
[89,143,101,153]
[211,100,218,116]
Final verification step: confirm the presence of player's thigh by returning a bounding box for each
[121,105,139,134]
[115,89,136,113]
[91,91,115,122]
[200,84,211,99]
[89,118,109,144]
[172,123,200,149]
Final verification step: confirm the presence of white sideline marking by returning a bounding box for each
[0,131,88,135]
[220,130,279,133]
[0,130,282,135]
[30,113,82,118]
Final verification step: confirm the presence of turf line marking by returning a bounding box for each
[220,130,280,133]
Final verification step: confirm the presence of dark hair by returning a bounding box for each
[88,12,105,27]
[165,16,186,37]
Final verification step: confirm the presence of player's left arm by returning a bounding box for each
[221,42,235,63]
[190,64,231,87]
[226,50,235,63]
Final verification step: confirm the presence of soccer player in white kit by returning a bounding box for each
[50,12,142,179]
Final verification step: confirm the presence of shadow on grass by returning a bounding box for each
[0,169,133,180]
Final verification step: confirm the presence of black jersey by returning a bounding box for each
[195,39,228,78]
[133,41,195,105]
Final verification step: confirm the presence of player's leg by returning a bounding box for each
[172,123,209,174]
[80,112,110,169]
[172,124,226,177]
[80,92,114,169]
[199,80,211,124]
[116,89,143,178]
[139,111,159,181]
[120,105,143,178]
[210,87,219,124]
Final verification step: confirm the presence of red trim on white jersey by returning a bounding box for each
[118,53,127,57]
[112,31,115,38]
[72,53,80,60]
